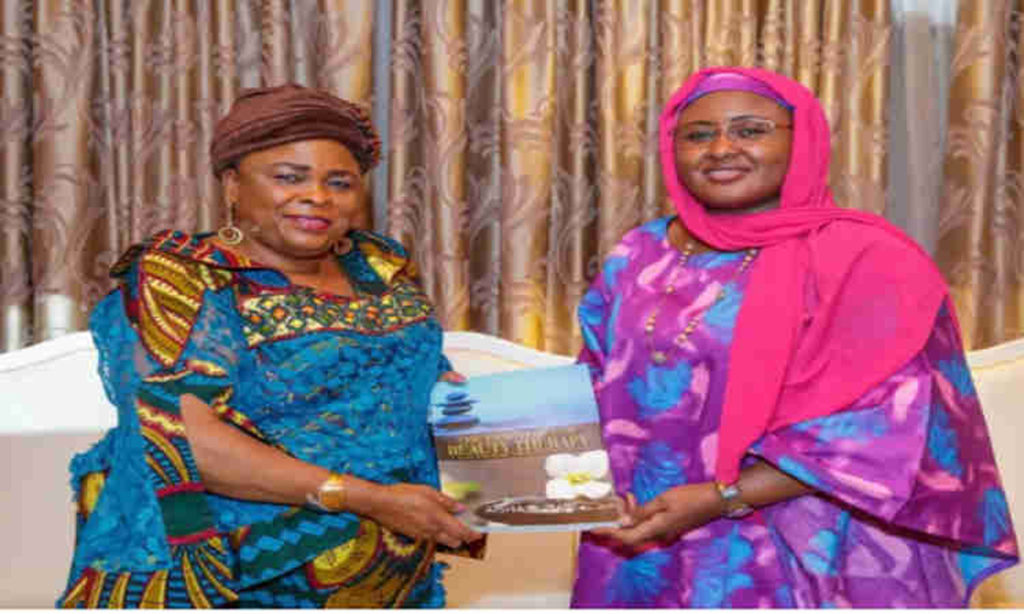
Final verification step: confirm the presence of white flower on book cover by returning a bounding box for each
[544,450,612,500]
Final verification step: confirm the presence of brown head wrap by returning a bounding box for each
[210,84,381,176]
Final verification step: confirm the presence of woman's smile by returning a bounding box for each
[283,213,333,232]
[702,165,751,183]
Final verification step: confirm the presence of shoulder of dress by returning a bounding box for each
[351,229,410,258]
[349,230,417,284]
[110,230,235,279]
[606,218,674,261]
[596,219,669,271]
[115,232,236,368]
[629,216,673,242]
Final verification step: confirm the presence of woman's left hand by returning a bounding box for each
[592,482,723,547]
[439,371,467,384]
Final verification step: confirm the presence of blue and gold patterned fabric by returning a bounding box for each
[58,230,453,608]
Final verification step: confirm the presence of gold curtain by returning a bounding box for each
[0,1,375,351]
[387,0,892,353]
[937,0,1024,350]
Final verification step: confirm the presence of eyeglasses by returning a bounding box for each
[675,117,791,147]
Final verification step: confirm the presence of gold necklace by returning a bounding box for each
[644,241,758,365]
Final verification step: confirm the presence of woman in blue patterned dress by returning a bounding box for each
[58,84,480,608]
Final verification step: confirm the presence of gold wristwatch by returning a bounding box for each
[306,472,347,512]
[714,480,754,518]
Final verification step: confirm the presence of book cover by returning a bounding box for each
[430,364,620,533]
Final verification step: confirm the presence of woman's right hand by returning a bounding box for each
[180,393,483,549]
[348,480,482,549]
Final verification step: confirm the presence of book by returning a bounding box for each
[430,364,620,533]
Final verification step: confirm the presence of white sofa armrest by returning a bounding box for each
[967,337,1024,607]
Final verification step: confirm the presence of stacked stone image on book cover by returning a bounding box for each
[430,364,619,532]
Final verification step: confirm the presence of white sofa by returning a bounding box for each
[0,331,1021,608]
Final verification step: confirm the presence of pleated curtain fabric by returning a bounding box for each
[936,0,1024,351]
[386,0,891,354]
[3,0,1021,354]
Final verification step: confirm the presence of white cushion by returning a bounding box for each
[968,338,1024,608]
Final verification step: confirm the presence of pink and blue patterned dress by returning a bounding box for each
[571,217,1018,608]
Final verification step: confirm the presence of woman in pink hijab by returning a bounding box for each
[571,66,1018,607]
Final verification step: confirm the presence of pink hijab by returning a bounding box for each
[660,66,952,483]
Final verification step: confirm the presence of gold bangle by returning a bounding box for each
[306,472,347,512]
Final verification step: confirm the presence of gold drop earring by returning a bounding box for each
[332,236,353,255]
[218,201,244,245]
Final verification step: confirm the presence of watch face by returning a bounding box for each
[715,481,752,518]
